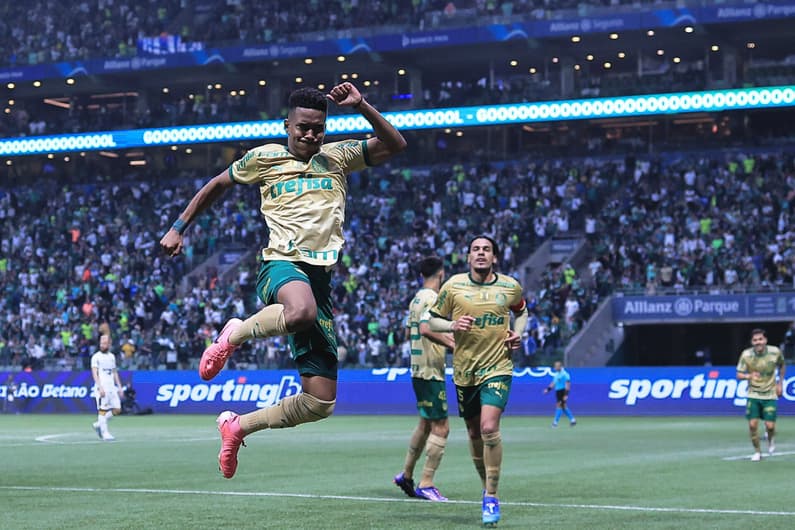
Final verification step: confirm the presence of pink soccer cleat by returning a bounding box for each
[216,411,246,479]
[200,318,243,381]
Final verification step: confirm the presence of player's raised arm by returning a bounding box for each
[326,82,406,165]
[160,170,235,257]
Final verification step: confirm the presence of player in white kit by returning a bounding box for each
[91,335,123,441]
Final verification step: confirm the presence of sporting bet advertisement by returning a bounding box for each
[2,367,793,416]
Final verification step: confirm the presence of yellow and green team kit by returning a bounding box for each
[407,288,447,381]
[737,345,785,400]
[431,272,525,387]
[228,140,370,376]
[229,139,370,267]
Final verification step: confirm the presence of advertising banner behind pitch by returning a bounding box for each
[3,367,794,416]
[0,370,131,413]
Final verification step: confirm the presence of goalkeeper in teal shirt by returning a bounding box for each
[543,361,577,427]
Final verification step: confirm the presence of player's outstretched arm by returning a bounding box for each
[160,171,234,257]
[327,82,406,165]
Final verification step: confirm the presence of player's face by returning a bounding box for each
[751,333,767,353]
[468,238,497,274]
[554,361,562,371]
[285,107,326,160]
[99,335,110,352]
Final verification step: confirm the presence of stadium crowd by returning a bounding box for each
[0,150,617,372]
[0,0,689,68]
[3,146,794,373]
[1,0,783,139]
[590,151,795,293]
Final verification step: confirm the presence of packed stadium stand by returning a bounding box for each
[2,0,795,371]
[0,0,710,68]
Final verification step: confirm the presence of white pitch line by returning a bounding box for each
[29,432,217,445]
[34,433,99,444]
[1,486,793,517]
[722,450,795,461]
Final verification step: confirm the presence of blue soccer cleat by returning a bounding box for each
[415,485,448,502]
[482,494,500,527]
[393,472,417,498]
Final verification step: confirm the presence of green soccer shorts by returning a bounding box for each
[256,259,338,380]
[745,397,778,422]
[412,378,448,420]
[456,375,512,419]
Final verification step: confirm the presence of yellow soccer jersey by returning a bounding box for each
[407,288,446,381]
[737,345,785,399]
[431,272,525,387]
[229,140,369,266]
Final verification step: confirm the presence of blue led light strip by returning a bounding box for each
[2,86,794,157]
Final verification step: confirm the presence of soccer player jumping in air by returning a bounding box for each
[160,82,406,478]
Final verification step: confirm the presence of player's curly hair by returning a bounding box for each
[288,87,328,113]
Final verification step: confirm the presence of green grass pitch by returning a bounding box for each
[0,414,792,529]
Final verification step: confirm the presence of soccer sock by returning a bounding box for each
[229,304,289,344]
[419,433,446,487]
[554,408,563,424]
[563,407,574,421]
[239,392,335,434]
[403,425,429,479]
[482,431,502,496]
[767,426,775,444]
[97,412,109,433]
[751,428,761,452]
[468,438,486,488]
[104,410,114,434]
